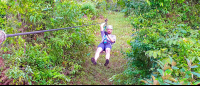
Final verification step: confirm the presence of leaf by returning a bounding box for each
[169,56,173,64]
[140,80,149,84]
[172,40,177,45]
[87,53,90,56]
[172,61,176,66]
[190,65,198,68]
[153,51,157,58]
[146,0,150,5]
[153,80,160,85]
[191,56,196,62]
[177,24,186,27]
[191,72,200,77]
[164,80,172,84]
[146,79,153,85]
[164,66,171,71]
[160,2,163,7]
[157,69,164,76]
[186,71,191,75]
[148,51,153,57]
[156,60,164,69]
[151,75,159,85]
[157,50,161,56]
[169,40,172,46]
[180,78,188,81]
[152,75,156,81]
[172,66,179,69]
[165,69,172,75]
[180,68,185,72]
[168,77,177,82]
[164,79,179,85]
[193,81,200,85]
[186,58,191,67]
[19,76,21,82]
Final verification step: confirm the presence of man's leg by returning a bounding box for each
[105,48,111,60]
[91,42,104,65]
[104,48,111,66]
[94,47,103,62]
[91,47,103,65]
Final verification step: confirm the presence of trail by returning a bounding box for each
[70,11,133,85]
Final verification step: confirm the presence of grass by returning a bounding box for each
[70,11,133,85]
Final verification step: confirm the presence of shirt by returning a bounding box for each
[100,31,116,45]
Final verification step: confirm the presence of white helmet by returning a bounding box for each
[106,25,113,30]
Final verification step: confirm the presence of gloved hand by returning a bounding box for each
[105,19,108,22]
[104,31,108,35]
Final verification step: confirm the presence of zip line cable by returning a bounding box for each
[0,22,104,44]
[7,23,103,37]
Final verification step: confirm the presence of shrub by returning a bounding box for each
[81,2,96,15]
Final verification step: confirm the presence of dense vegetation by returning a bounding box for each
[0,0,199,85]
[0,0,108,85]
[109,0,200,85]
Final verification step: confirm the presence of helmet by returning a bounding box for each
[106,25,113,30]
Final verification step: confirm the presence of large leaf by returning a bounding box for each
[172,66,179,69]
[156,60,164,69]
[153,51,157,58]
[190,65,198,68]
[193,81,200,85]
[191,72,200,77]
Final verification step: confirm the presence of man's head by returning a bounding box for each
[106,25,113,34]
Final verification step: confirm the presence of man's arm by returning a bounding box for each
[100,23,106,31]
[107,35,115,43]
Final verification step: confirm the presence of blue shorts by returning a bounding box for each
[98,42,112,51]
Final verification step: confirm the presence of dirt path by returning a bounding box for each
[70,11,133,85]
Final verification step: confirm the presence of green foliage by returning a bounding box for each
[117,0,151,16]
[6,65,33,85]
[141,57,200,85]
[81,2,96,15]
[110,0,200,85]
[0,1,7,28]
[0,0,101,85]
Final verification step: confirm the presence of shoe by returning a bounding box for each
[104,59,109,66]
[91,57,97,65]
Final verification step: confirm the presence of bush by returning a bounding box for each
[110,0,200,85]
[141,57,200,85]
[81,2,96,15]
[0,0,99,85]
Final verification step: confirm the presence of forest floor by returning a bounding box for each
[70,11,133,85]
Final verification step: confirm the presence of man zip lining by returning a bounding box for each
[91,19,116,66]
[0,19,116,66]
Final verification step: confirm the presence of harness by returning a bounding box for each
[103,29,108,44]
[103,19,108,44]
[102,19,112,45]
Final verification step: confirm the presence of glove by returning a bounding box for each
[104,31,108,35]
[105,19,108,22]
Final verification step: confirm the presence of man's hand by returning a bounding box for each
[104,31,108,35]
[105,19,108,22]
[107,34,115,43]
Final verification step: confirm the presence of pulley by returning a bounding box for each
[0,30,6,44]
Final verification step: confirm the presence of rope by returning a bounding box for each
[6,23,103,37]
